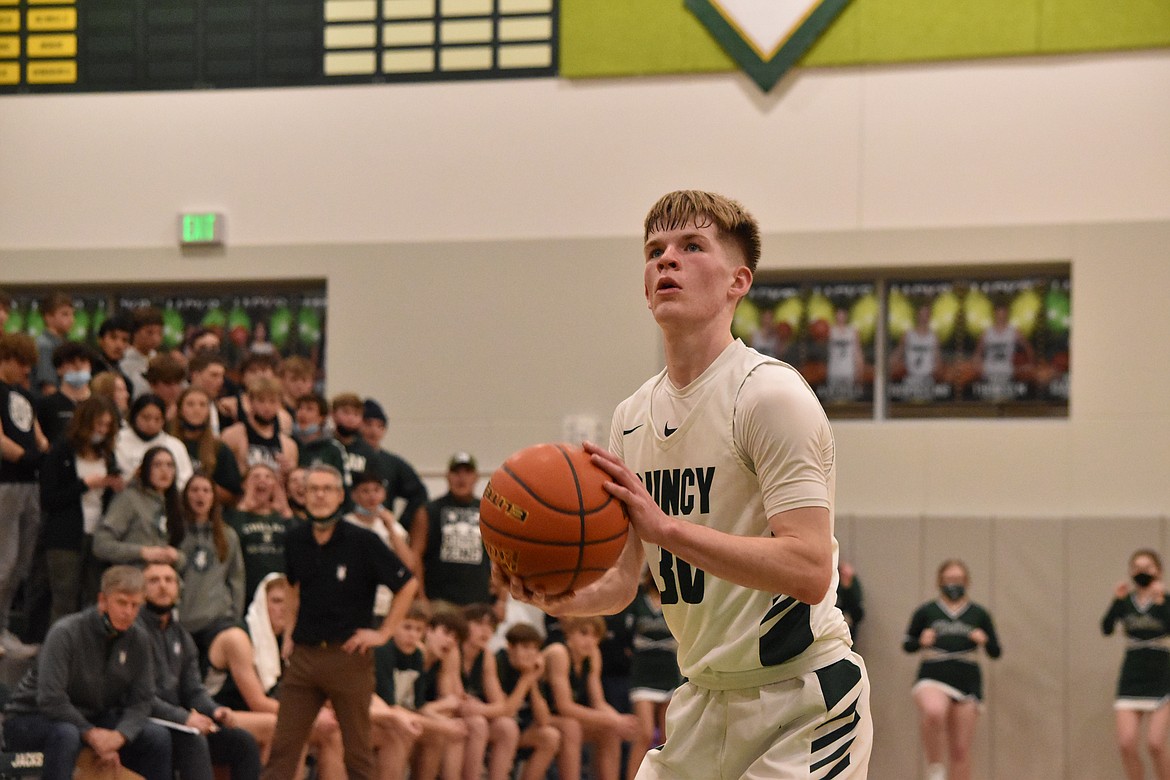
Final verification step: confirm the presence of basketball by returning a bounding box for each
[480,443,629,596]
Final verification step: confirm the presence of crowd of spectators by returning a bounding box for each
[0,289,681,780]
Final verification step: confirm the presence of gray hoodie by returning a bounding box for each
[93,482,187,568]
[3,606,155,741]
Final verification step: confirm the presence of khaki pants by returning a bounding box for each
[261,643,376,780]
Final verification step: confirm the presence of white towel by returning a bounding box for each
[246,572,285,693]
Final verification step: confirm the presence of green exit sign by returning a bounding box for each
[180,212,224,246]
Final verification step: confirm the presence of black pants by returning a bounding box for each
[173,725,262,780]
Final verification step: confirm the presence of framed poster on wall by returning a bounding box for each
[886,269,1069,418]
[734,279,879,419]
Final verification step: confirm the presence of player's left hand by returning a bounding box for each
[343,628,386,654]
[968,628,988,646]
[583,441,669,546]
[491,562,578,610]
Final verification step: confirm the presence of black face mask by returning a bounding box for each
[144,600,173,615]
[288,497,306,513]
[101,611,122,638]
[335,423,359,438]
[941,583,966,601]
[131,423,159,442]
[309,512,339,528]
[180,419,208,433]
[1134,572,1156,588]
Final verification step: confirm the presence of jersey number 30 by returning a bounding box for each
[658,549,705,604]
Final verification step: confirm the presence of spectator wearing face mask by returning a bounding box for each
[343,470,418,624]
[36,341,96,445]
[903,559,1001,780]
[33,291,76,397]
[114,393,194,491]
[292,392,347,481]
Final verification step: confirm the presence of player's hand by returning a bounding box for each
[616,713,640,732]
[186,710,219,735]
[838,562,855,587]
[919,628,937,647]
[386,707,423,737]
[281,634,295,661]
[519,654,546,678]
[968,628,988,646]
[1115,580,1131,600]
[85,727,126,759]
[1152,580,1167,604]
[343,628,386,654]
[583,441,667,546]
[214,707,236,729]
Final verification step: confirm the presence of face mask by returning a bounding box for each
[144,600,172,615]
[253,413,277,427]
[310,513,339,528]
[335,423,359,438]
[354,504,373,516]
[288,497,306,513]
[131,424,157,442]
[1134,572,1156,588]
[63,369,92,388]
[90,433,107,445]
[100,611,122,638]
[180,418,208,433]
[294,424,320,439]
[941,583,966,601]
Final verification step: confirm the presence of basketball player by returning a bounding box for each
[826,307,864,401]
[894,303,942,399]
[973,303,1033,400]
[498,190,872,778]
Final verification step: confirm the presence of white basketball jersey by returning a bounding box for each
[981,325,1016,382]
[903,329,938,379]
[827,325,858,384]
[611,340,852,691]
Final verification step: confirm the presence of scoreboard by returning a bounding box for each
[0,0,557,93]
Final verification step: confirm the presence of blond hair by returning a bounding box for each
[643,190,761,272]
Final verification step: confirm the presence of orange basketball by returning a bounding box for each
[480,443,629,596]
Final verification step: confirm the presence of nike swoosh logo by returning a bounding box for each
[664,423,677,437]
[622,424,643,435]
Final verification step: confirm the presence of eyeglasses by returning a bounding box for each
[306,485,341,494]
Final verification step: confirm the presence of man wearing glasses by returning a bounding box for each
[261,464,419,780]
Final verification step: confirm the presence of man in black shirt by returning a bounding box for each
[410,452,491,609]
[261,464,419,780]
[0,332,49,658]
[360,397,428,525]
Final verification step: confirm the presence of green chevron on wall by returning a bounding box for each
[560,0,1170,79]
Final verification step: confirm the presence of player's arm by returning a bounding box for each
[220,423,248,474]
[408,505,429,588]
[583,436,833,604]
[541,644,607,728]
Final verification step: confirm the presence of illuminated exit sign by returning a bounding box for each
[180,212,224,246]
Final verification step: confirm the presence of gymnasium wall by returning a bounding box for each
[3,47,1170,779]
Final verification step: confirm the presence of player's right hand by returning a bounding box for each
[1115,580,1131,600]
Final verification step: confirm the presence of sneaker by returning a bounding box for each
[926,763,947,780]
